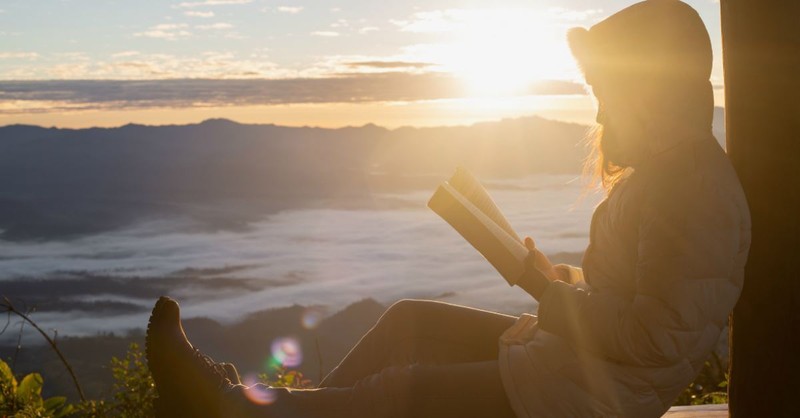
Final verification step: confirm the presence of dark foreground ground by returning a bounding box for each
[1,298,387,401]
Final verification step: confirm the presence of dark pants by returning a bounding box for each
[230,299,519,418]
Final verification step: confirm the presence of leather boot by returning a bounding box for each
[146,296,234,418]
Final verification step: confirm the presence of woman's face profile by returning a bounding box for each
[592,78,649,166]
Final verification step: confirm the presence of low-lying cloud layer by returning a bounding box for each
[0,75,585,114]
[0,175,595,335]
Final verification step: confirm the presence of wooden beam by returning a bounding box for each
[721,0,800,416]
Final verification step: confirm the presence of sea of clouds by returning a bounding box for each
[0,174,602,337]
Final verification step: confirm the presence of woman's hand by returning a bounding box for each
[523,236,560,282]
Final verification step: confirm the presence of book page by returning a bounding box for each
[447,167,522,243]
[428,182,528,285]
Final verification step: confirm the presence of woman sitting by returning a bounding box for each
[145,1,751,416]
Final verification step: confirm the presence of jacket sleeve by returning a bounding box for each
[536,183,746,367]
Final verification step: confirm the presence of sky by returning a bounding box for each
[0,0,725,128]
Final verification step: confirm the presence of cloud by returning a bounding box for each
[54,52,90,61]
[358,26,379,34]
[185,10,215,18]
[112,51,141,58]
[134,23,192,40]
[0,75,586,114]
[0,50,285,80]
[346,61,432,69]
[394,7,605,33]
[330,19,349,28]
[277,6,303,14]
[311,31,340,37]
[0,52,40,60]
[224,32,247,40]
[177,0,252,8]
[196,22,234,30]
[393,10,464,33]
[545,7,603,22]
[0,172,595,334]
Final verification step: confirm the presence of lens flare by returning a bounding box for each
[264,355,282,372]
[270,336,303,368]
[301,307,327,329]
[241,374,277,405]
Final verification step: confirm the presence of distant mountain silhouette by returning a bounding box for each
[0,116,589,240]
[0,109,726,241]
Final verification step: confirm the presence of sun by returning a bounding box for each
[431,9,577,96]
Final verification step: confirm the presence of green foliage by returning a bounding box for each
[106,343,155,418]
[1,343,156,417]
[3,344,315,417]
[0,358,74,417]
[673,355,729,406]
[74,343,156,418]
[257,366,314,389]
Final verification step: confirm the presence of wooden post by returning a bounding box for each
[721,0,800,415]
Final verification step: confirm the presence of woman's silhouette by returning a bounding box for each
[145,1,751,416]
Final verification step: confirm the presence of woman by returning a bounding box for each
[146,1,751,416]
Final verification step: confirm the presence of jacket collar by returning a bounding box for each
[635,128,715,176]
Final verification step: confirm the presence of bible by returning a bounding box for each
[427,168,528,286]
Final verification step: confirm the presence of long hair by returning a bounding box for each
[583,124,631,193]
[582,78,714,194]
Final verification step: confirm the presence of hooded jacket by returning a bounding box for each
[498,133,751,417]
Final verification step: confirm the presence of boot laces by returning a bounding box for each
[192,348,230,389]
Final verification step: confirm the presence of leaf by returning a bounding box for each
[43,395,66,411]
[0,359,12,381]
[16,372,44,406]
[46,396,75,418]
[54,403,76,418]
[0,361,18,405]
[0,358,17,390]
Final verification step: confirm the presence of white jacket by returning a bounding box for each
[498,134,751,417]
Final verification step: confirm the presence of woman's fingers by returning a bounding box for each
[524,236,536,251]
[524,236,559,282]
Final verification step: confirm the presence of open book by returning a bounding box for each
[427,168,528,286]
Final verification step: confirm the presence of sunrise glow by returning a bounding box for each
[0,1,725,128]
[414,9,578,96]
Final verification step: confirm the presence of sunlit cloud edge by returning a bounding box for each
[0,74,586,114]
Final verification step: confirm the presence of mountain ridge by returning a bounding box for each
[0,114,591,241]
